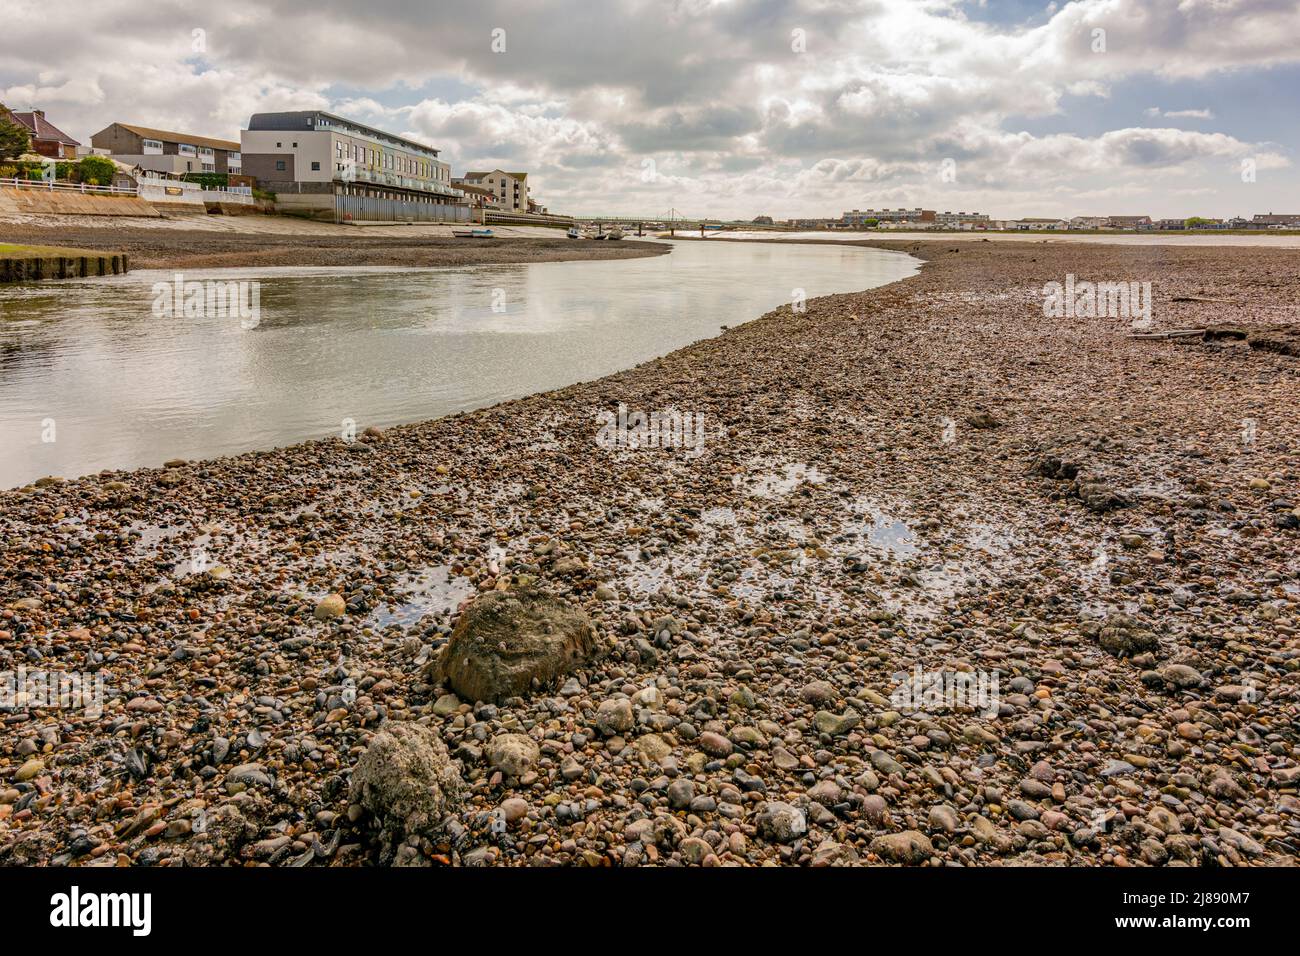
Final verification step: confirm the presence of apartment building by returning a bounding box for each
[842,207,936,225]
[935,210,990,228]
[90,123,242,175]
[240,110,463,221]
[458,170,530,213]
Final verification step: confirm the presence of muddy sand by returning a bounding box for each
[1,240,1297,867]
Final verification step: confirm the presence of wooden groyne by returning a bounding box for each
[0,251,129,283]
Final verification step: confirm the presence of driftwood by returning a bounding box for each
[1171,295,1235,303]
[1128,329,1206,339]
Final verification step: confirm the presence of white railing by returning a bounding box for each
[0,176,138,196]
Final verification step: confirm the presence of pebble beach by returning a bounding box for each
[2,239,1298,867]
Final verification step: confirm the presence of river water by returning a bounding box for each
[0,239,917,488]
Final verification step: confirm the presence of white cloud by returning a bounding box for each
[0,0,1296,218]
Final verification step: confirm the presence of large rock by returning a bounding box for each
[486,733,539,779]
[349,723,462,847]
[757,802,807,843]
[1094,614,1160,657]
[431,588,598,703]
[870,830,935,865]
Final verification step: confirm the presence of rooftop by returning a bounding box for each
[110,123,239,153]
[246,110,441,158]
[6,109,79,147]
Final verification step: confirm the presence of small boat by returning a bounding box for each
[566,226,582,239]
[453,228,494,238]
[606,228,625,240]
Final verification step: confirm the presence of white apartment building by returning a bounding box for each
[241,110,463,221]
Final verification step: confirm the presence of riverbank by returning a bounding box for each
[0,219,667,270]
[2,240,1297,867]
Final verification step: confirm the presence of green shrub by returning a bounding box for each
[182,171,229,189]
[77,155,116,187]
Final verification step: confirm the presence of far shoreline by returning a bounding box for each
[0,218,670,271]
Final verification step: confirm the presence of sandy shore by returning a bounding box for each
[1,240,1297,867]
[0,216,666,270]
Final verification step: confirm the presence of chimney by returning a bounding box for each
[33,109,44,118]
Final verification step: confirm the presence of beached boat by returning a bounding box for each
[452,228,494,238]
[606,228,625,240]
[566,226,582,239]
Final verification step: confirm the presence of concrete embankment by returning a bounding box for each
[0,186,161,218]
[0,247,129,282]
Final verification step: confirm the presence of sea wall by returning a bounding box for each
[0,251,129,282]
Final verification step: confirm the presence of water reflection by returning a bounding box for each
[0,239,917,487]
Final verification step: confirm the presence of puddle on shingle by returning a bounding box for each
[736,462,827,498]
[369,564,475,629]
[702,506,737,527]
[840,498,918,557]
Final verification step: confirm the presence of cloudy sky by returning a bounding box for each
[2,0,1298,220]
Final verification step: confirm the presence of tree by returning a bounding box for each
[0,105,32,161]
[77,155,116,187]
[1184,216,1212,229]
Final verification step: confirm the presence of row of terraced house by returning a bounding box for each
[5,105,546,223]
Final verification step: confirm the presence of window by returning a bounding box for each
[275,160,286,171]
[311,161,320,171]
[142,138,163,154]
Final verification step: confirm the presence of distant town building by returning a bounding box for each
[1104,215,1153,229]
[1070,216,1106,229]
[934,210,990,229]
[240,110,464,222]
[458,170,530,214]
[1009,218,1069,230]
[2,108,79,159]
[842,207,936,225]
[752,215,774,225]
[1251,212,1300,227]
[90,123,242,175]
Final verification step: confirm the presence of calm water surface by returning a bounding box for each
[0,239,917,487]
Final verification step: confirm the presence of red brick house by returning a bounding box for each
[2,108,80,159]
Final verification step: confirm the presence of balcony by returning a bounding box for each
[335,162,463,199]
